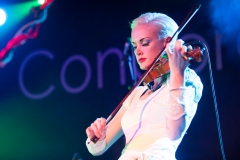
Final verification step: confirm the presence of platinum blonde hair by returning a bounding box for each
[130,12,179,40]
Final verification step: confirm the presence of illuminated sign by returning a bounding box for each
[19,33,225,99]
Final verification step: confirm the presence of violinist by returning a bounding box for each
[85,12,203,160]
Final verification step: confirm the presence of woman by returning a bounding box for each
[85,12,203,160]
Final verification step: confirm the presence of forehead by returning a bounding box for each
[131,24,159,43]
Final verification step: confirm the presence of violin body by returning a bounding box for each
[144,58,170,85]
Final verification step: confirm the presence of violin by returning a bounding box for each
[90,4,203,143]
[143,40,206,85]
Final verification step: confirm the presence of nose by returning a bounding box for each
[135,46,142,56]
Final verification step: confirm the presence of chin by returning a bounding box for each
[138,62,149,70]
[139,65,148,70]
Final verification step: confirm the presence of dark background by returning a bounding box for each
[0,0,240,159]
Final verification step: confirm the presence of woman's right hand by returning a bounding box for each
[86,117,107,140]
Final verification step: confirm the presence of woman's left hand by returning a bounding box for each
[165,39,189,75]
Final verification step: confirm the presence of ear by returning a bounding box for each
[164,36,172,46]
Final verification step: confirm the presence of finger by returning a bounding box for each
[100,118,107,137]
[91,123,101,138]
[187,45,193,50]
[98,118,106,131]
[95,118,105,133]
[181,45,188,61]
[101,118,108,134]
[94,118,106,132]
[165,43,173,57]
[86,127,94,138]
[175,40,184,54]
[100,117,107,125]
[180,45,187,55]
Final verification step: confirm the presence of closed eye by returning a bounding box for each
[142,43,149,46]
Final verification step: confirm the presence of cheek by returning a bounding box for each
[149,46,161,58]
[154,44,165,56]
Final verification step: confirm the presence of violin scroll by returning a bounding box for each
[183,40,206,63]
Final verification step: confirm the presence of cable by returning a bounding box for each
[204,43,226,160]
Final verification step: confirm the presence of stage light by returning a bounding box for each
[0,8,7,26]
[0,1,39,41]
[38,0,46,5]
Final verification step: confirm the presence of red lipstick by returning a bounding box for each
[138,58,146,63]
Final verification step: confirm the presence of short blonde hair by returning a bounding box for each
[130,12,178,39]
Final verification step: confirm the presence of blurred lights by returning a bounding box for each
[38,0,46,5]
[0,1,39,40]
[0,8,6,26]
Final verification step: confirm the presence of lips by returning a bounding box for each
[138,58,146,63]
